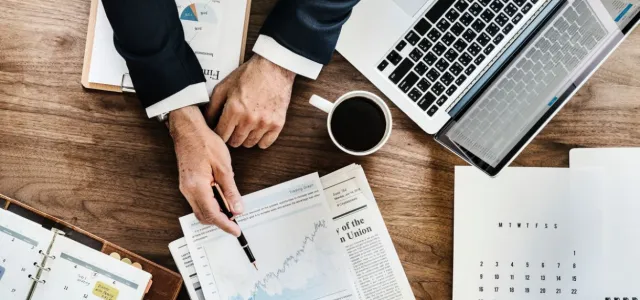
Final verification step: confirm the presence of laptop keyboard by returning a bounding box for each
[446,0,608,166]
[377,0,540,118]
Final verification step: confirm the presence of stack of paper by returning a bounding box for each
[453,148,640,300]
[169,165,415,300]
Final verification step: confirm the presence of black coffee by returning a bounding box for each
[330,97,387,152]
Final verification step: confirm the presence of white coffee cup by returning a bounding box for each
[309,91,392,156]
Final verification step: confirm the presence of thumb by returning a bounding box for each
[205,80,230,127]
[214,166,244,215]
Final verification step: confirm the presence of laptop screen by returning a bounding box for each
[435,0,639,176]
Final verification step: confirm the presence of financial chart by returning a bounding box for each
[210,214,353,300]
[175,0,220,53]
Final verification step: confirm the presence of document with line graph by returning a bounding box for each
[179,173,357,300]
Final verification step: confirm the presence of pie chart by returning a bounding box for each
[180,3,218,24]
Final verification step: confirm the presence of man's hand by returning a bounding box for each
[169,106,244,236]
[205,54,296,149]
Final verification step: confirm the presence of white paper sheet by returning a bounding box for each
[570,148,640,299]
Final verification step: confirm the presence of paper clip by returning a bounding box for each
[121,73,135,93]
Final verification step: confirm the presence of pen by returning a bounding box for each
[212,184,258,270]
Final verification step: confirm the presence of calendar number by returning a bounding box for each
[556,288,562,294]
[525,262,529,267]
[495,262,499,267]
[479,286,484,292]
[494,274,499,280]
[571,289,578,294]
[573,263,577,268]
[557,262,561,268]
[480,274,483,279]
[509,287,514,293]
[572,276,577,281]
[525,275,530,280]
[64,286,68,291]
[11,288,16,293]
[480,261,483,267]
[524,288,530,293]
[540,288,546,294]
[83,294,88,298]
[541,262,545,268]
[541,275,546,281]
[494,287,499,292]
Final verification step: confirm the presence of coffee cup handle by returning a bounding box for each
[309,95,334,114]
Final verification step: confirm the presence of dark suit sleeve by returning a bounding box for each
[260,0,361,65]
[102,0,205,108]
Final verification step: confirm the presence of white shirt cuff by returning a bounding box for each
[145,82,209,118]
[252,35,323,80]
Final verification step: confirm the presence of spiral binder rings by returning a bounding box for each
[0,194,182,300]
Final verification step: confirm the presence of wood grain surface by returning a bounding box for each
[1,0,639,299]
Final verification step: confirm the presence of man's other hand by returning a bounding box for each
[169,106,244,236]
[205,54,296,149]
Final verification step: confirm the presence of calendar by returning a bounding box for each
[453,167,613,300]
[0,209,151,300]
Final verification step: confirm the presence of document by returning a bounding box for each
[321,164,415,300]
[169,238,204,300]
[178,165,415,300]
[180,173,356,300]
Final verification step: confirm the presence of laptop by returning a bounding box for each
[336,0,640,176]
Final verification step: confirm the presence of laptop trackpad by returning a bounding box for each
[393,0,430,17]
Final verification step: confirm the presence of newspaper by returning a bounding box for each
[321,164,415,300]
[175,165,414,300]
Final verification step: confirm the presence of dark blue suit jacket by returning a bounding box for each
[102,0,360,109]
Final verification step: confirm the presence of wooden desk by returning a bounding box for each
[1,0,639,298]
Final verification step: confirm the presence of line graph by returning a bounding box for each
[200,174,355,300]
[213,217,352,300]
[247,220,327,298]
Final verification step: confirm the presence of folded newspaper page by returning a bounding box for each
[321,164,415,300]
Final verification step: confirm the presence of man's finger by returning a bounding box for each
[214,105,238,142]
[257,129,282,149]
[243,127,269,148]
[213,165,244,216]
[191,181,241,236]
[205,82,229,126]
[228,124,252,148]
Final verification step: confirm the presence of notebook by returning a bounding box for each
[81,0,251,93]
[0,194,184,300]
[0,208,151,299]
